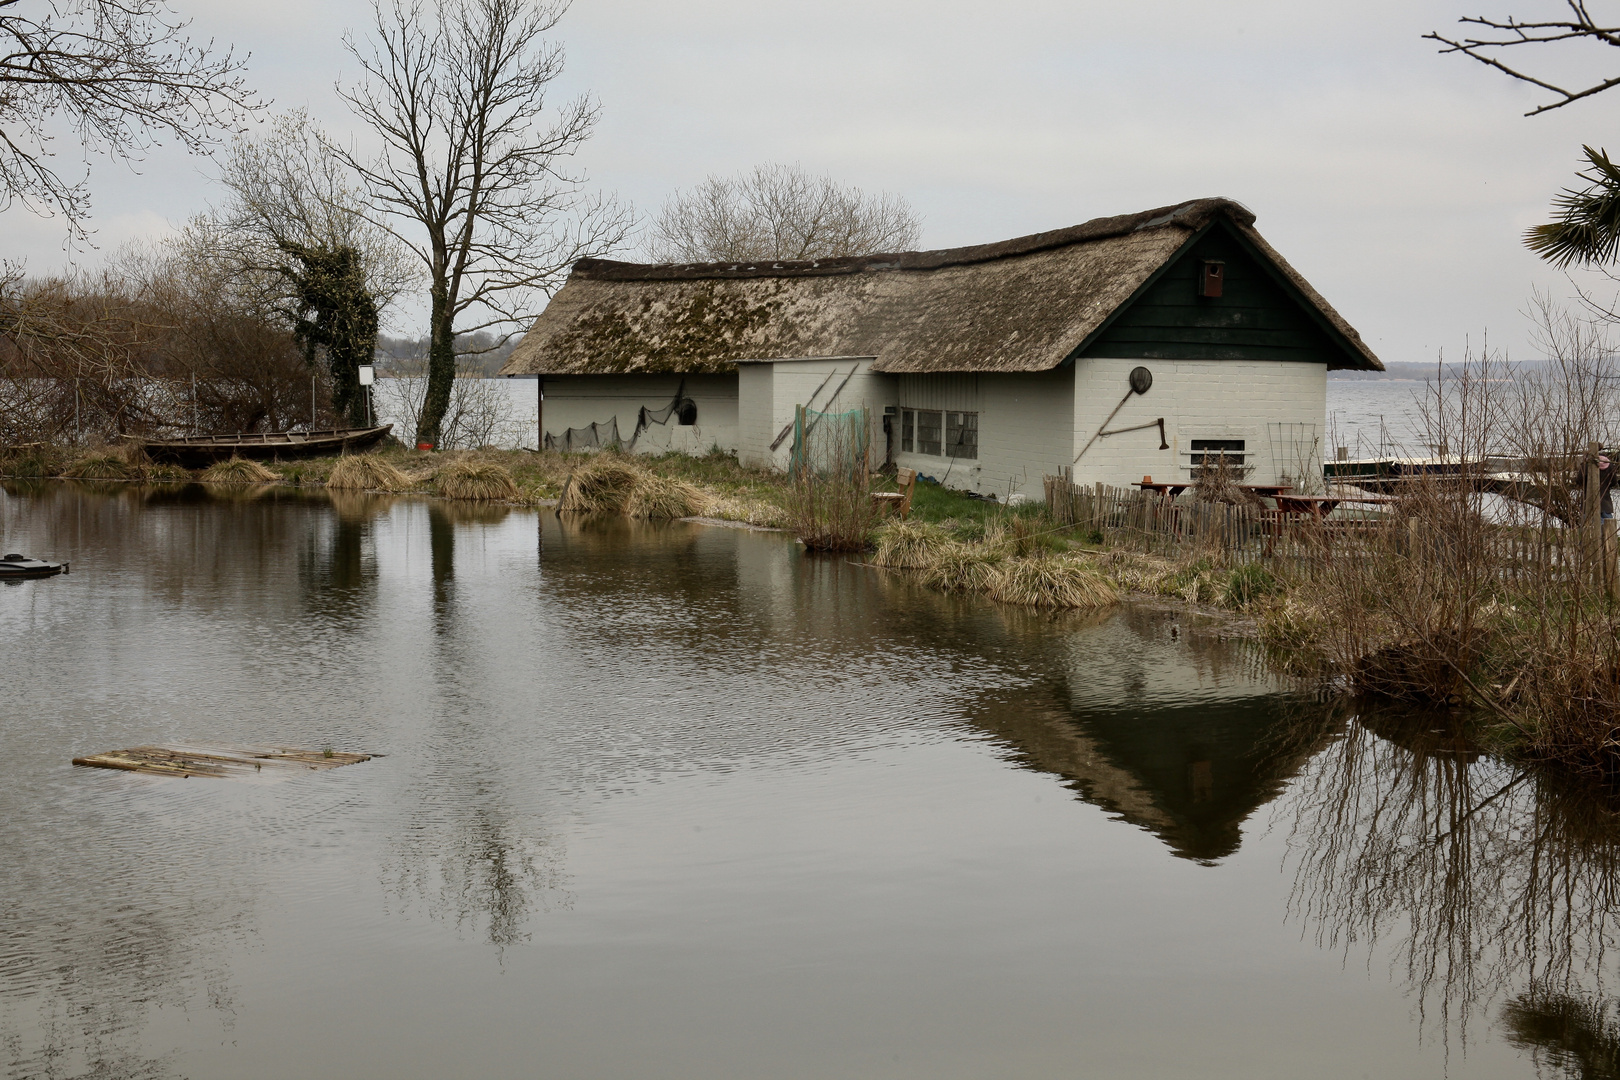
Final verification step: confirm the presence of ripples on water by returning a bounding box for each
[2,481,1619,1078]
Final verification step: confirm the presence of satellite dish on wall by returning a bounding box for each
[1129,366,1153,395]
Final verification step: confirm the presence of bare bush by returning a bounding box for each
[646,162,923,263]
[1275,301,1620,777]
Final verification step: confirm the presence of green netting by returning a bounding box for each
[791,406,869,477]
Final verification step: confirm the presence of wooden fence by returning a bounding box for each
[1042,475,1371,563]
[1042,473,1614,588]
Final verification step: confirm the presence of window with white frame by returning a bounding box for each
[900,409,978,459]
[1188,438,1246,471]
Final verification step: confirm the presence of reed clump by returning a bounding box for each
[434,459,520,501]
[871,520,953,568]
[144,463,192,482]
[988,555,1119,610]
[557,458,644,513]
[917,542,1003,593]
[327,453,410,492]
[624,472,710,519]
[63,452,134,480]
[784,408,883,552]
[555,456,710,518]
[200,457,277,484]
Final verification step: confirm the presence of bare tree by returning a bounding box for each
[334,0,632,448]
[211,112,419,426]
[215,112,418,313]
[646,162,923,263]
[0,0,260,238]
[1427,2,1620,115]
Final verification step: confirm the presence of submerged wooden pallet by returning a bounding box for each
[72,745,372,779]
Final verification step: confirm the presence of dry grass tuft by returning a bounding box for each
[917,542,1002,593]
[434,459,520,501]
[144,463,192,482]
[200,457,278,484]
[64,452,133,480]
[327,453,410,492]
[625,472,711,519]
[557,458,646,513]
[988,556,1119,610]
[871,520,952,568]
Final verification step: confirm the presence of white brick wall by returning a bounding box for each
[1072,358,1326,489]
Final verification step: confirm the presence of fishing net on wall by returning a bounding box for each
[627,380,697,452]
[791,407,869,477]
[544,417,621,452]
[543,382,696,454]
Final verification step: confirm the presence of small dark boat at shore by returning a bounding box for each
[0,553,68,579]
[128,425,394,468]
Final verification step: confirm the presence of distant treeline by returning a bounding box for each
[375,332,517,378]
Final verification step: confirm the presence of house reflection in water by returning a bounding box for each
[962,610,1337,864]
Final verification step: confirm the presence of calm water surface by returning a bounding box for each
[2,482,1616,1079]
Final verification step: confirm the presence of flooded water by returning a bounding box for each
[2,482,1617,1079]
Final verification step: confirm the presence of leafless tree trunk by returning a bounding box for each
[0,0,260,238]
[647,162,923,263]
[335,0,631,448]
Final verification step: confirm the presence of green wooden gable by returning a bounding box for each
[1071,218,1363,368]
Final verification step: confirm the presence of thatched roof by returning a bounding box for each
[499,197,1382,376]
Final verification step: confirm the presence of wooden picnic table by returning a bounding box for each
[1133,481,1191,497]
[1273,493,1396,518]
[1132,481,1294,499]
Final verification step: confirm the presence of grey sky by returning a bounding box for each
[6,0,1617,363]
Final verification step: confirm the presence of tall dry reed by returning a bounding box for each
[1274,303,1620,777]
[784,407,882,551]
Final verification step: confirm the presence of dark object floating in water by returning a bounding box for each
[72,745,373,779]
[127,425,394,468]
[0,553,67,578]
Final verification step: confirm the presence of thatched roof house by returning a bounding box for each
[502,197,1379,377]
[501,198,1382,494]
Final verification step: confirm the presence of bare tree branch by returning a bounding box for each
[1427,2,1620,115]
[0,0,262,239]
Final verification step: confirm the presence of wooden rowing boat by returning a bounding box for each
[129,425,394,467]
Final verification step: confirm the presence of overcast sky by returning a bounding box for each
[8,0,1619,363]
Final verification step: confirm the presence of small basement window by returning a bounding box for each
[676,400,698,425]
[1190,438,1245,466]
[946,412,978,459]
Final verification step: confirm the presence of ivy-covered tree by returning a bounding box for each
[280,241,379,427]
[210,111,415,427]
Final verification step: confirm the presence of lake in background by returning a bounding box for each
[2,482,1612,1079]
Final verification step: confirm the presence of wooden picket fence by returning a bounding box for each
[1042,475,1351,563]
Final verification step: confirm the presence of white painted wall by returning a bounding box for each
[735,357,893,471]
[542,373,739,455]
[893,369,1074,502]
[1072,358,1327,490]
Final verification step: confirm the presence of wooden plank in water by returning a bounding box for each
[72,745,372,779]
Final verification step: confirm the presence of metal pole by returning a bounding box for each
[191,372,197,435]
[537,375,544,451]
[312,375,317,428]
[74,379,79,443]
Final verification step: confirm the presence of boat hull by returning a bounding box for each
[0,556,67,579]
[132,425,394,468]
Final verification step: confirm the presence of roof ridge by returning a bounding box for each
[575,197,1255,282]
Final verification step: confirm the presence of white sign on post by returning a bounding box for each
[358,365,376,386]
